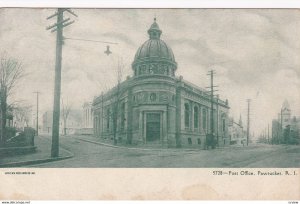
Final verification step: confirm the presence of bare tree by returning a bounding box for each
[13,104,32,130]
[61,98,72,136]
[0,54,24,147]
[94,58,125,144]
[10,105,32,130]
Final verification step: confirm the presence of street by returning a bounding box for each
[29,135,300,168]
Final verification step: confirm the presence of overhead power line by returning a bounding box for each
[64,37,119,45]
[246,99,251,146]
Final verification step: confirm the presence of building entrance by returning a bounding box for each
[146,113,161,142]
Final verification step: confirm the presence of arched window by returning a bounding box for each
[202,109,207,132]
[194,106,199,129]
[185,103,190,128]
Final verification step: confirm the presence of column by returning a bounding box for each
[127,88,133,144]
[175,80,182,147]
[191,102,194,131]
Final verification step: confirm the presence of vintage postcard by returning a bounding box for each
[0,7,299,200]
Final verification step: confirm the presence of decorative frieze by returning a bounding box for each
[133,91,175,105]
[135,63,175,77]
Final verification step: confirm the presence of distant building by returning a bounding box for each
[272,100,300,144]
[42,111,52,133]
[228,115,247,145]
[92,19,230,148]
[78,102,93,135]
[42,110,82,135]
[82,102,93,128]
[281,100,292,128]
[272,119,280,143]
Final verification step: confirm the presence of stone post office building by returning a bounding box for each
[93,19,230,148]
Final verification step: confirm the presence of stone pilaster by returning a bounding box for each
[127,87,133,144]
[175,79,183,148]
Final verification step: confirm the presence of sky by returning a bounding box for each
[0,8,299,137]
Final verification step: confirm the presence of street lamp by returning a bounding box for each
[63,36,120,144]
[63,37,118,54]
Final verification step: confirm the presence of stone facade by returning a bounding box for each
[93,19,230,148]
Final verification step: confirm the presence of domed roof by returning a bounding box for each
[132,18,177,67]
[134,39,175,62]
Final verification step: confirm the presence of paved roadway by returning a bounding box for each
[29,135,300,168]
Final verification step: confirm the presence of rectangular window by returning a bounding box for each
[121,102,125,130]
[107,108,110,131]
[202,109,207,131]
[185,103,190,128]
[194,106,199,129]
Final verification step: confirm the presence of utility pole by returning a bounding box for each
[280,108,283,144]
[46,8,77,157]
[101,93,104,137]
[206,70,218,149]
[246,99,251,146]
[265,128,267,143]
[33,91,40,137]
[268,123,270,144]
[216,94,219,147]
[277,113,280,144]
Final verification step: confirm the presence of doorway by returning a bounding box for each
[146,113,161,142]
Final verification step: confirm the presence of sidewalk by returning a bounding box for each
[69,134,214,152]
[0,136,73,168]
[68,134,173,151]
[70,134,283,153]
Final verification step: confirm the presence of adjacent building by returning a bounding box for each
[92,19,230,148]
[228,115,247,145]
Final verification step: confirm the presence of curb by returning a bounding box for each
[0,154,73,168]
[76,138,167,151]
[76,138,203,152]
[76,137,256,153]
